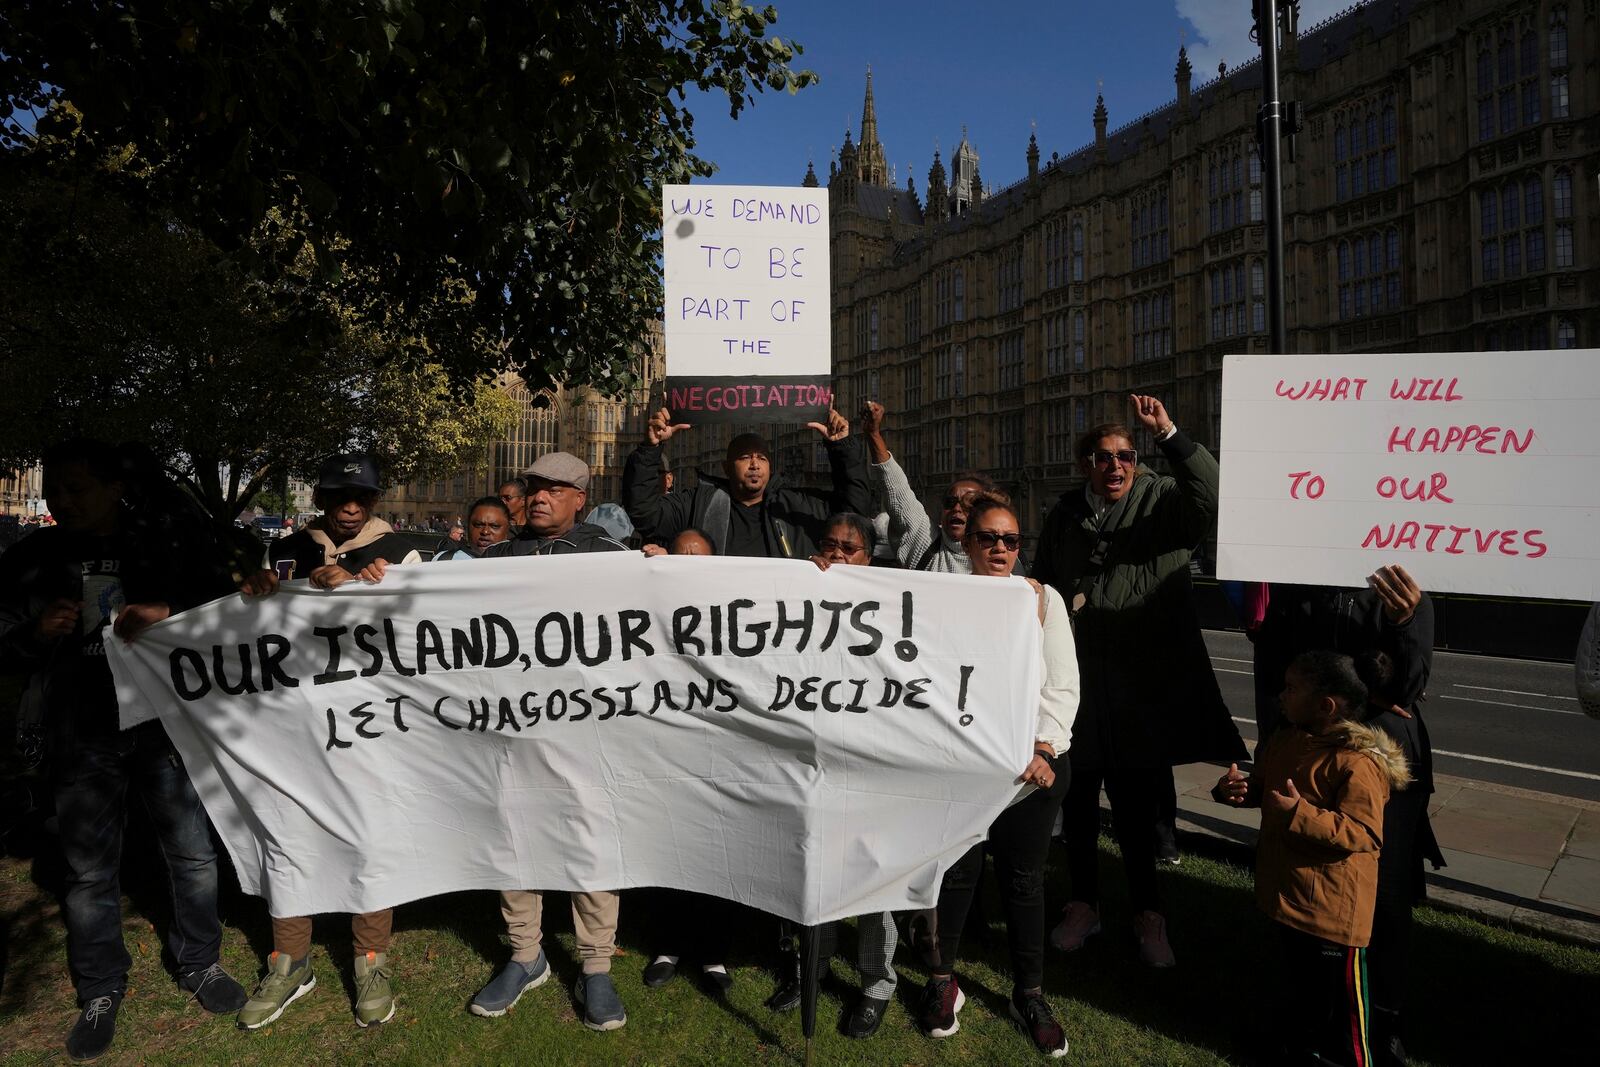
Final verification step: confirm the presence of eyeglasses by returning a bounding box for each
[970,531,1022,550]
[817,537,867,555]
[941,492,979,510]
[1090,449,1138,468]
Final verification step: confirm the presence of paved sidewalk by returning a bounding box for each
[1166,757,1600,947]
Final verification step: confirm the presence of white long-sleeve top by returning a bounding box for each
[1035,584,1080,755]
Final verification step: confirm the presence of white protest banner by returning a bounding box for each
[1217,350,1600,600]
[106,555,1040,925]
[662,184,831,424]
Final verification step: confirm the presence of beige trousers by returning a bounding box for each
[499,889,619,975]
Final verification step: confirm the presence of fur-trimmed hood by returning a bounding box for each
[1327,720,1413,791]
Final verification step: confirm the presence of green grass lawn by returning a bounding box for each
[3,827,1598,1066]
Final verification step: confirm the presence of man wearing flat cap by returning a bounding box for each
[622,407,871,559]
[468,450,630,1032]
[480,451,629,557]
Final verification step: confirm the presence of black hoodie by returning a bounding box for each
[0,522,230,749]
[622,436,872,559]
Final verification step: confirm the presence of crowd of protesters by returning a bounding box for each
[0,395,1447,1065]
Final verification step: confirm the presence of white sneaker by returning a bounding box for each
[1048,901,1101,951]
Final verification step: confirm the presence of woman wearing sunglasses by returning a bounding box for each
[1032,395,1245,970]
[917,492,1078,1058]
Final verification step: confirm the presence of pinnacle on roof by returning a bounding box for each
[856,67,889,186]
[861,66,880,148]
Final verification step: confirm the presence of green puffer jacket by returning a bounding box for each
[1032,430,1246,770]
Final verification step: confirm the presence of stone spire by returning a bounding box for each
[1027,128,1040,178]
[1176,46,1192,110]
[835,125,859,198]
[926,148,949,222]
[951,125,979,215]
[857,67,888,186]
[801,159,819,188]
[1093,93,1108,153]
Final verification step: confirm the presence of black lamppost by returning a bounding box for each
[1252,1,1299,356]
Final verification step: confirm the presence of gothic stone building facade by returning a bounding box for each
[678,0,1596,537]
[388,323,665,527]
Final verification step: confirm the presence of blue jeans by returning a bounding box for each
[53,722,223,1002]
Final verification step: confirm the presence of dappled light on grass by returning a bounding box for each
[1,833,1594,1064]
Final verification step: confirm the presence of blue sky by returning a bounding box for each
[686,0,1350,189]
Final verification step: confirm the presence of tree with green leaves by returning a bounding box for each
[1,0,814,397]
[0,166,519,517]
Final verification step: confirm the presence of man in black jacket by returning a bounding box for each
[0,440,247,1061]
[264,454,422,586]
[622,407,869,559]
[482,452,630,558]
[622,407,867,1011]
[467,452,632,1031]
[237,453,420,1031]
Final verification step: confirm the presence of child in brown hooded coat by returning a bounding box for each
[1214,650,1411,1067]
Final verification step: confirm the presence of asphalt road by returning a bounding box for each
[1204,629,1600,803]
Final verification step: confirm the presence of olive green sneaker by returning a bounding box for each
[353,952,396,1027]
[238,952,316,1030]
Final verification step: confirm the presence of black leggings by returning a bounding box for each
[650,890,734,963]
[1061,764,1166,913]
[1368,787,1428,1029]
[932,756,1067,991]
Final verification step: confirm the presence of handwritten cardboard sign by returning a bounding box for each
[107,555,1040,924]
[1217,351,1600,600]
[662,184,832,424]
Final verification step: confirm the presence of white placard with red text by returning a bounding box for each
[662,184,832,424]
[1217,351,1600,600]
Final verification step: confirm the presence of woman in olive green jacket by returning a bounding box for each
[1032,395,1246,969]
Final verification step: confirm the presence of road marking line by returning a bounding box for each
[1213,656,1254,664]
[1227,716,1600,783]
[1431,749,1600,783]
[1432,647,1571,668]
[1438,694,1583,717]
[1454,684,1577,701]
[1215,668,1253,676]
[1205,631,1572,672]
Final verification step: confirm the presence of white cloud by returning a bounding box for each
[1176,0,1352,84]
